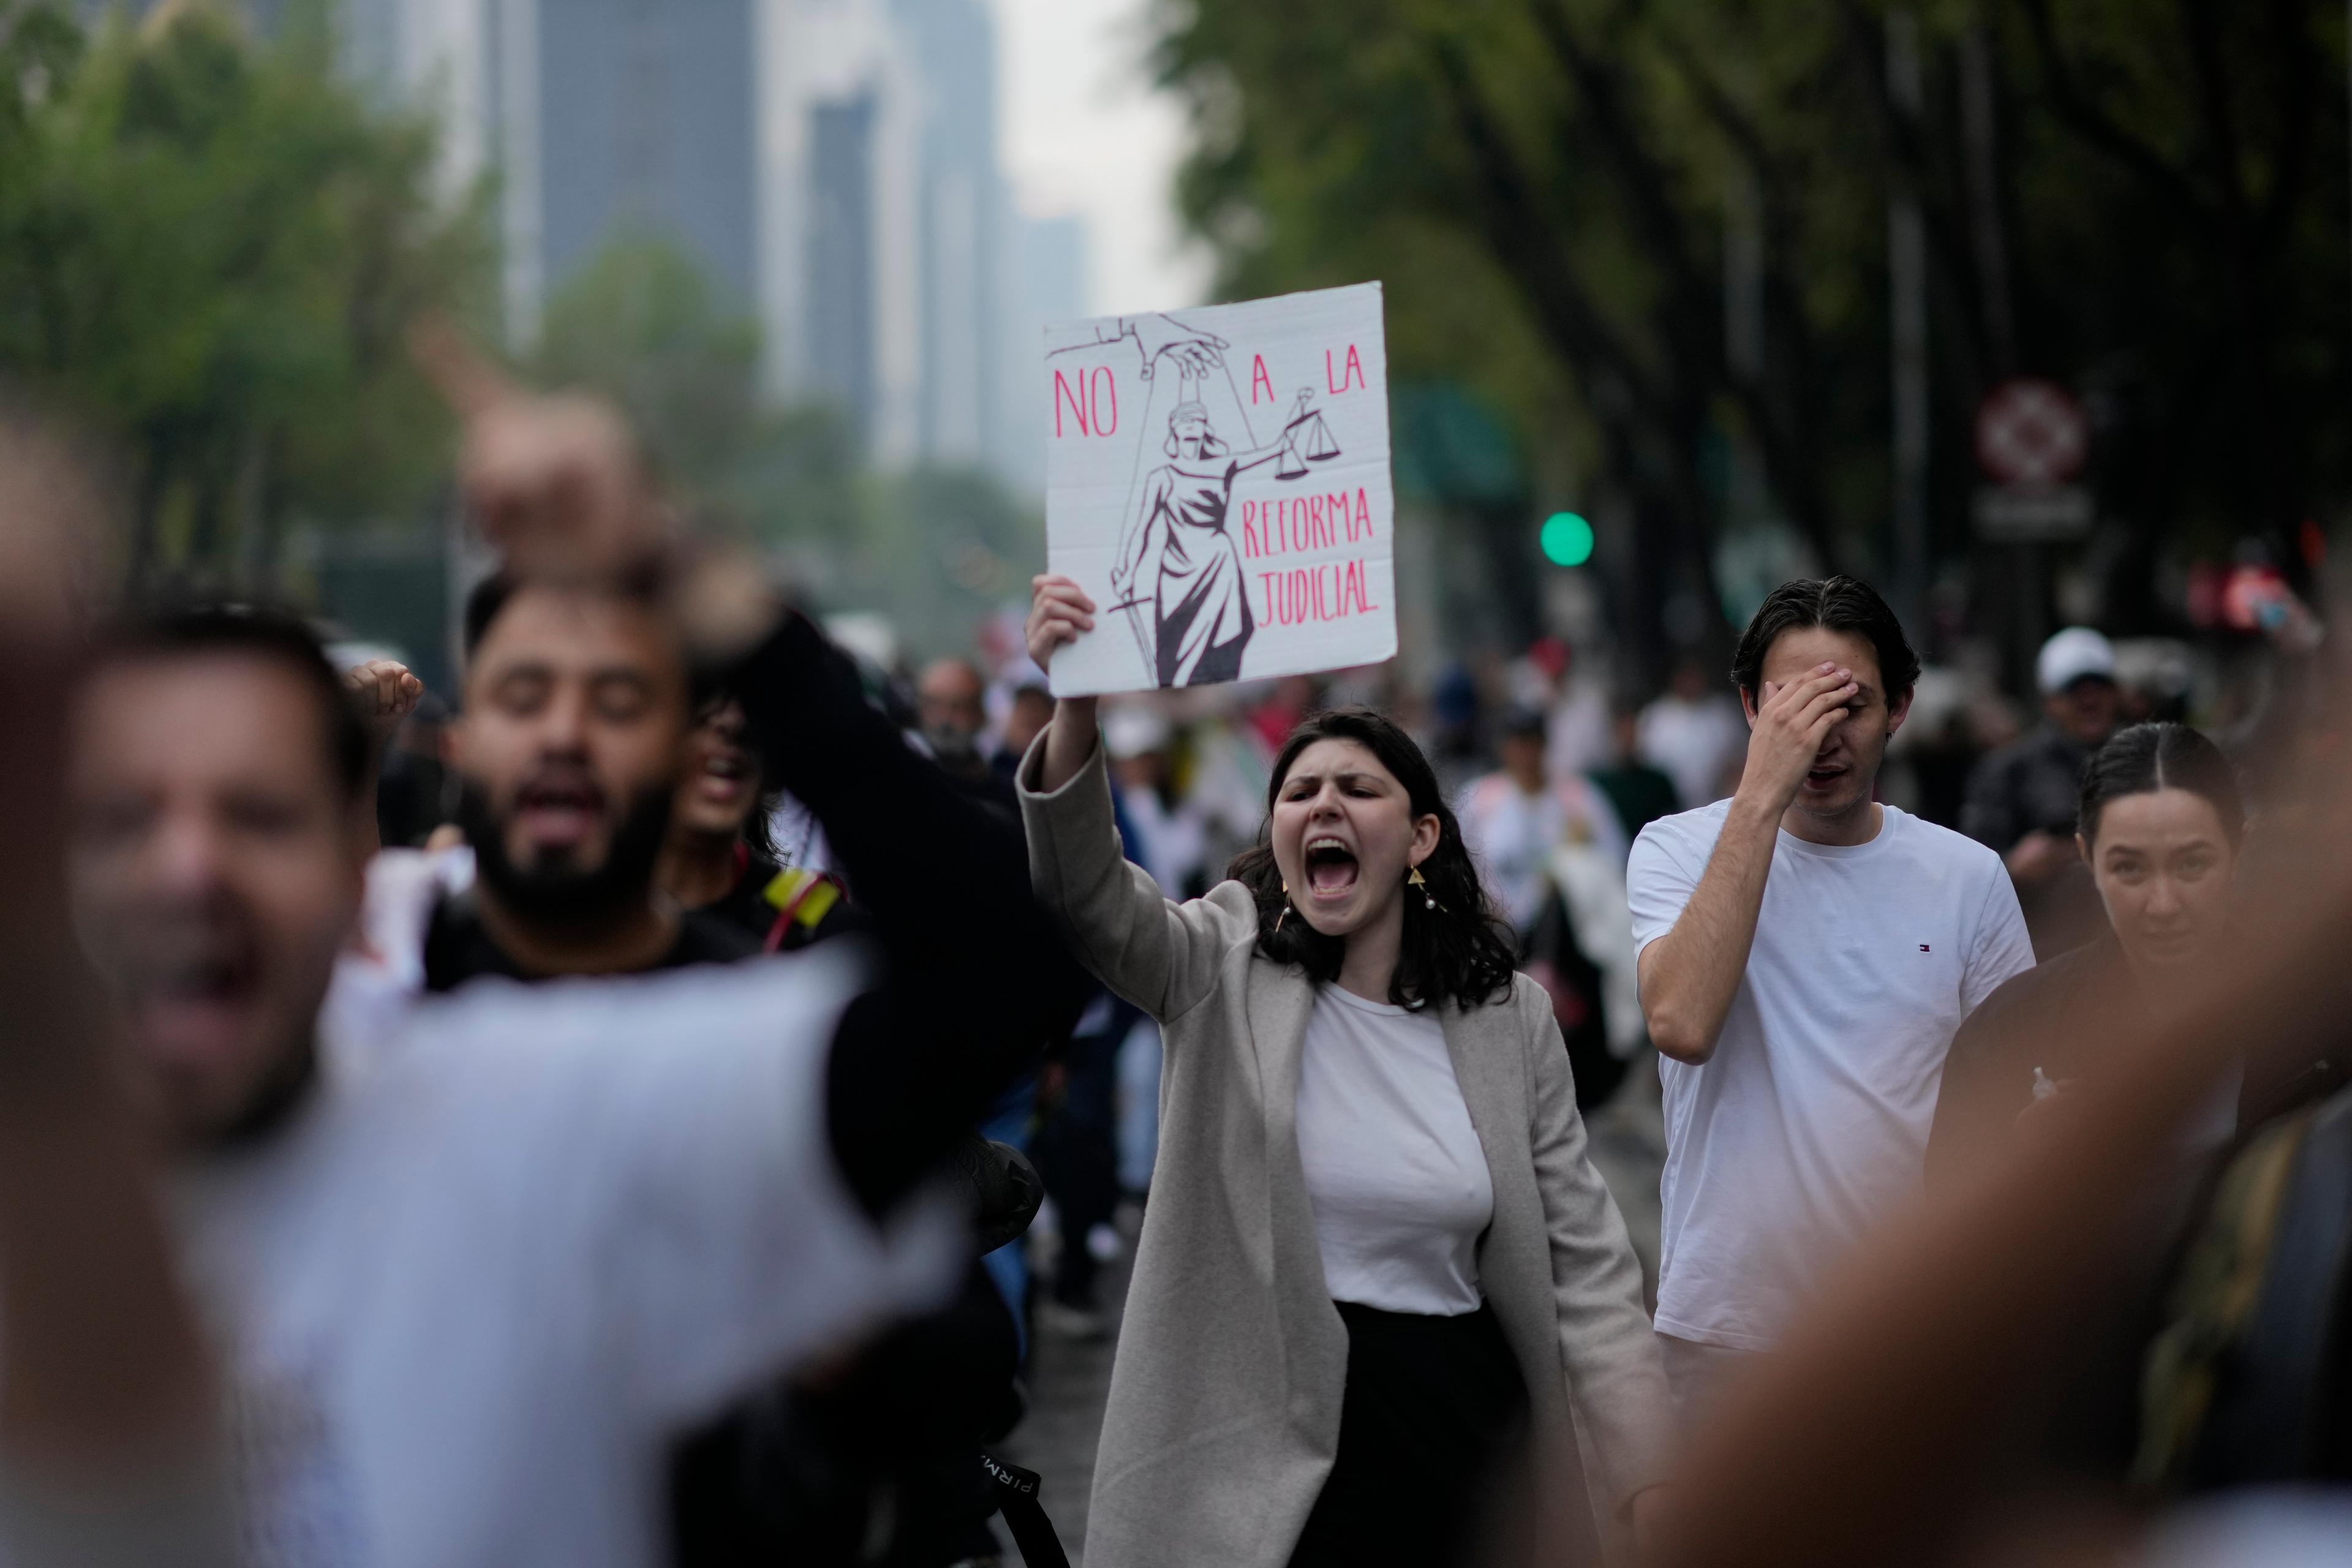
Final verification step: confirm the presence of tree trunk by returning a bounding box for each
[232,425,270,590]
[127,432,174,593]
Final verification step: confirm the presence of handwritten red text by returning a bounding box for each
[1239,489,1376,559]
[1257,560,1380,625]
[1052,367,1119,437]
[1325,344,1366,395]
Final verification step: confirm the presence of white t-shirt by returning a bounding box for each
[1294,986,1493,1316]
[1628,800,2033,1350]
[165,949,956,1568]
[1545,677,1614,778]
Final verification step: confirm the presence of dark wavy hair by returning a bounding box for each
[1731,576,1921,706]
[692,684,786,863]
[2079,722,2244,846]
[1226,707,1517,1011]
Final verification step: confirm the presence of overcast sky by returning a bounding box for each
[990,0,1212,317]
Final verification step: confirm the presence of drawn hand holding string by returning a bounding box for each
[1044,312,1230,383]
[1123,314,1229,380]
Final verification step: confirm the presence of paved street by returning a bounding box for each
[993,1067,1668,1566]
[996,1205,1137,1564]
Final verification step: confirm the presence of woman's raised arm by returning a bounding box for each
[1019,576,1243,1021]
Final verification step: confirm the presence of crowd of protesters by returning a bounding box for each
[3,345,2351,1568]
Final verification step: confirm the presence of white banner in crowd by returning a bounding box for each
[1041,282,1396,698]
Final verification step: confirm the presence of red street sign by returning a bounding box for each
[1974,378,2088,487]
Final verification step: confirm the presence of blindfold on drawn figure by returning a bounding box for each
[1112,378,1340,688]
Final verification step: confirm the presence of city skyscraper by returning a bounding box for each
[537,1,761,307]
[1003,211,1087,495]
[100,0,1080,494]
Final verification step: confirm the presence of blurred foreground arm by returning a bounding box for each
[0,419,235,1562]
[728,609,1086,1215]
[420,322,1082,1218]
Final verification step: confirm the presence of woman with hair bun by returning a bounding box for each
[1928,721,2250,1183]
[1015,575,1672,1568]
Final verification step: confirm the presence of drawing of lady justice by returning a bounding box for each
[1112,382,1321,687]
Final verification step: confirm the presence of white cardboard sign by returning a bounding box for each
[1041,282,1395,697]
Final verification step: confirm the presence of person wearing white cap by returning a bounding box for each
[1960,626,2124,958]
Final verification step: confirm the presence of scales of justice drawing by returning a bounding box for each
[1041,282,1397,698]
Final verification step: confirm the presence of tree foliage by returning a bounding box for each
[1155,0,2350,671]
[0,0,495,585]
[530,232,765,496]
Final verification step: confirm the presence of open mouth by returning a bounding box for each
[696,750,751,804]
[1804,763,1845,789]
[133,937,262,1065]
[1302,836,1359,899]
[515,773,606,847]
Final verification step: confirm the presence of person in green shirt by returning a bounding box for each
[1589,695,1681,856]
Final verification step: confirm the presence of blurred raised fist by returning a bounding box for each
[0,410,114,946]
[0,409,110,652]
[410,315,664,581]
[342,658,424,745]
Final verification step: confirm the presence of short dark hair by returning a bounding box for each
[462,570,519,660]
[1499,706,1547,741]
[2078,722,2244,846]
[1227,706,1518,1011]
[1730,576,1920,705]
[96,601,371,803]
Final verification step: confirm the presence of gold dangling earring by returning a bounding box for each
[1276,880,1291,931]
[1408,867,1438,911]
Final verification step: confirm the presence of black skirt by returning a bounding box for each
[1287,1300,1531,1568]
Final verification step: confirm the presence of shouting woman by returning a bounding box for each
[1016,576,1672,1567]
[654,690,852,952]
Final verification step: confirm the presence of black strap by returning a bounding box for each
[979,1453,1070,1568]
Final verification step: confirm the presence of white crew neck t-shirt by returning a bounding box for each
[1294,985,1494,1315]
[162,948,956,1568]
[1628,800,2033,1351]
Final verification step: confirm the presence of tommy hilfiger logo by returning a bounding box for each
[1919,944,1931,952]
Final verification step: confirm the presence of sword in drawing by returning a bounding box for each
[1104,590,1155,686]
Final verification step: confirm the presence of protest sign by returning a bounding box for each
[1041,282,1395,698]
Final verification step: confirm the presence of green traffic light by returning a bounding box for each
[1540,511,1594,567]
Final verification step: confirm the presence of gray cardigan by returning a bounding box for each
[1019,736,1672,1567]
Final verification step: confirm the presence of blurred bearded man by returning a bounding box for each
[424,573,746,984]
[347,573,1063,1567]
